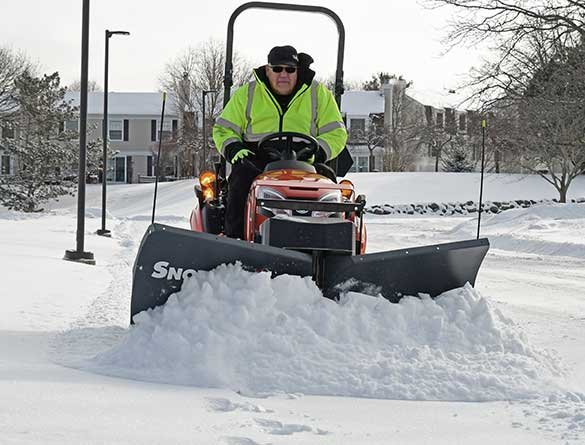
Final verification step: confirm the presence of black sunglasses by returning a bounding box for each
[269,65,297,74]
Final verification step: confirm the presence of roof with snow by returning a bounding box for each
[341,91,385,116]
[64,92,179,116]
[341,88,473,115]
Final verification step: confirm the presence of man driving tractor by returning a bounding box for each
[131,6,489,323]
[212,45,348,238]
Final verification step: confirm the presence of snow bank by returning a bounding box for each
[88,264,564,401]
[452,203,585,259]
[348,172,585,207]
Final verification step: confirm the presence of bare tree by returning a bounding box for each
[383,82,428,171]
[428,0,585,200]
[422,127,453,172]
[427,0,585,107]
[351,114,384,171]
[511,46,585,202]
[478,108,516,173]
[67,79,102,92]
[428,0,584,46]
[316,76,360,92]
[365,114,385,171]
[479,43,585,202]
[0,47,34,116]
[159,39,252,174]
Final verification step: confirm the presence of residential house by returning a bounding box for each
[341,82,476,172]
[64,91,180,183]
[408,87,480,172]
[341,90,385,172]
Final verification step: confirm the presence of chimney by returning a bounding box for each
[381,78,407,130]
[382,81,393,131]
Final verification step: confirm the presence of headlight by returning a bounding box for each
[319,191,342,202]
[257,187,291,216]
[314,190,342,217]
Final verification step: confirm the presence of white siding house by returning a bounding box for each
[341,91,385,172]
[64,92,181,183]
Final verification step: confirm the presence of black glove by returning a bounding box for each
[224,141,254,165]
[314,145,328,164]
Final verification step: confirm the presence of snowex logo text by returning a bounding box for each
[151,261,196,281]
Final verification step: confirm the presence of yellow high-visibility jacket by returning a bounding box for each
[213,70,347,161]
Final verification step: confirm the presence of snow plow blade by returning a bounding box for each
[322,238,490,301]
[130,224,489,322]
[130,223,313,322]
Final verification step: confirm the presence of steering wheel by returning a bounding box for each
[257,132,319,162]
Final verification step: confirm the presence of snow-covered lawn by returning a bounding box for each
[1,172,584,444]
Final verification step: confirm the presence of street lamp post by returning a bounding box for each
[201,89,217,171]
[97,29,130,237]
[64,0,95,264]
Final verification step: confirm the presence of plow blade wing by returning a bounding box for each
[323,238,490,302]
[130,223,313,322]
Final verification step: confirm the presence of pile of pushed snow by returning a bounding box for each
[88,264,564,401]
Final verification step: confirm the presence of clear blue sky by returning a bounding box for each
[1,0,482,95]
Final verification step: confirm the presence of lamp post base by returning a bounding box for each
[96,228,112,237]
[64,249,96,265]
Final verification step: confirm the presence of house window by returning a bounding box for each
[109,119,124,141]
[436,112,444,128]
[147,156,153,176]
[458,114,467,132]
[349,118,365,139]
[357,156,369,172]
[156,120,173,141]
[1,155,10,175]
[65,119,79,132]
[114,157,126,182]
[1,126,15,139]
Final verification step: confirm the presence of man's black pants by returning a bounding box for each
[224,158,268,239]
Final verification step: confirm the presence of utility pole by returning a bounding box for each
[97,29,130,237]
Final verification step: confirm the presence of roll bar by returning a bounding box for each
[223,2,346,107]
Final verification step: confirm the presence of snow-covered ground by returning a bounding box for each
[1,172,584,444]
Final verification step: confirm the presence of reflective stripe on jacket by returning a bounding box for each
[212,71,347,161]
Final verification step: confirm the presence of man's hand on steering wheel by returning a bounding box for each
[306,146,328,164]
[257,132,322,163]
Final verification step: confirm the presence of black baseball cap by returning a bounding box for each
[267,45,299,66]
